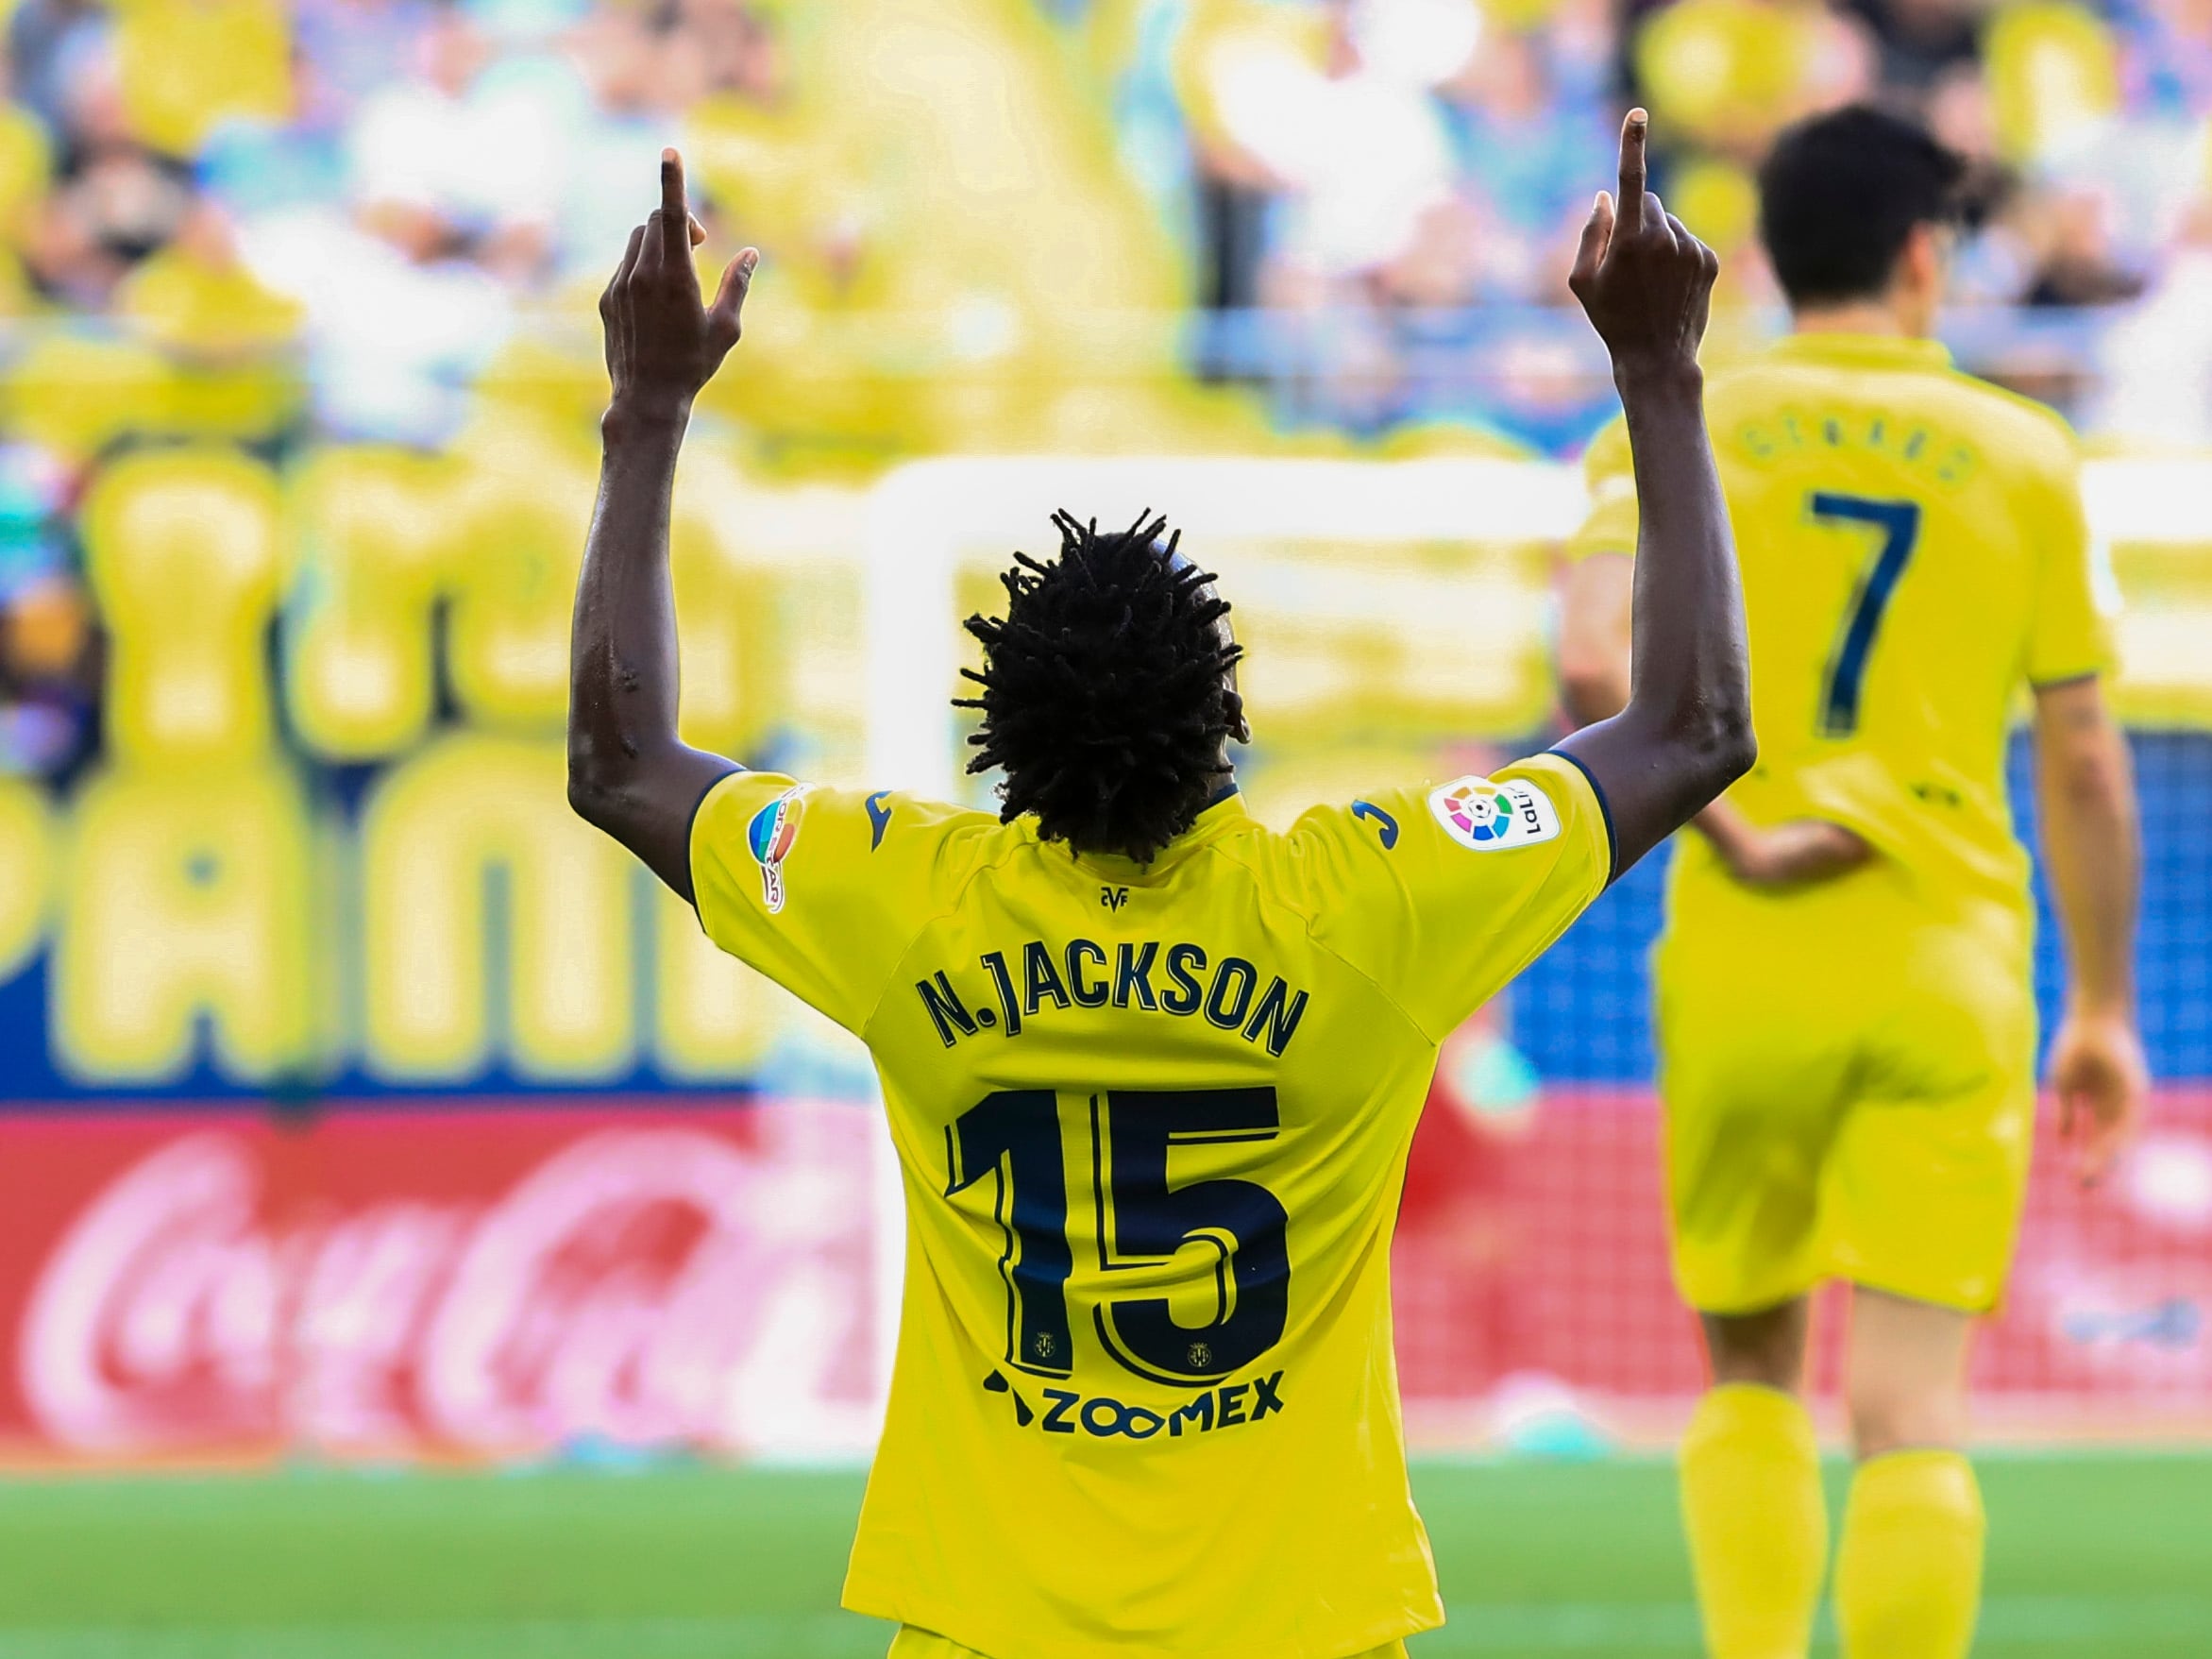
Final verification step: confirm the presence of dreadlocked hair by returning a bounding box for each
[956,510,1245,864]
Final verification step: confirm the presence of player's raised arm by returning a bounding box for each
[1552,111,1754,877]
[568,150,760,901]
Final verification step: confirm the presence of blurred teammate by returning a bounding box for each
[1558,106,2146,1659]
[570,120,1748,1658]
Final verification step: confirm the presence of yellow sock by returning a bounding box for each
[1834,1449,1985,1659]
[1678,1383,1829,1659]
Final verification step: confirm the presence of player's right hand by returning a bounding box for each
[2050,1007,2150,1187]
[600,148,757,421]
[1568,110,1719,382]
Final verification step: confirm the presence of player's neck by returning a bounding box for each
[1788,301,1926,340]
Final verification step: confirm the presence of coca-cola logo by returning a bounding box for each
[19,1117,881,1457]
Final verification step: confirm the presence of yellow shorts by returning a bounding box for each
[1655,875,2037,1316]
[889,1630,1410,1659]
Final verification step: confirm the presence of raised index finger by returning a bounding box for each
[1616,109,1648,235]
[659,147,688,251]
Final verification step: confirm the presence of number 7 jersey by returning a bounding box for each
[1570,331,2117,916]
[689,756,1613,1659]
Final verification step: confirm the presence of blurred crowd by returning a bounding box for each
[0,0,2209,782]
[1152,0,2212,439]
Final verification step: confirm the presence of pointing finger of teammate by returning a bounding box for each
[1616,109,1648,236]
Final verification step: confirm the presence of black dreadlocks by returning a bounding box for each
[956,511,1246,864]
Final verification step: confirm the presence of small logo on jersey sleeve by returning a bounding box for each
[1428,775,1560,851]
[1350,800,1399,848]
[746,787,804,912]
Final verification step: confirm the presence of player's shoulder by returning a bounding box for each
[698,771,1013,895]
[1256,755,1597,884]
[1930,366,2078,472]
[832,784,1024,888]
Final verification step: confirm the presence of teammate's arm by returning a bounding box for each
[2034,675,2148,1183]
[1694,804,1871,887]
[1556,449,1865,889]
[1552,111,1755,877]
[568,151,759,900]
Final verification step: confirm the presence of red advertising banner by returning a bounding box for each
[3,1090,2207,1465]
[0,1104,886,1464]
[1394,1088,2212,1436]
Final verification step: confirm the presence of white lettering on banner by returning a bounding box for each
[23,1135,276,1450]
[417,1129,857,1448]
[19,1117,878,1458]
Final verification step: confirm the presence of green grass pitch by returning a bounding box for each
[1,1452,2207,1655]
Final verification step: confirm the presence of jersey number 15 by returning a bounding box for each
[946,1088,1291,1388]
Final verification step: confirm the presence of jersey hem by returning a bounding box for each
[2027,666,2106,692]
[842,1588,1442,1659]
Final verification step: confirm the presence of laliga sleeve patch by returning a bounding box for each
[745,787,805,912]
[1427,775,1561,852]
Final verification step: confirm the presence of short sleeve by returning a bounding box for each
[689,771,980,1034]
[2022,440,2118,687]
[1565,415,1638,565]
[1294,753,1613,1041]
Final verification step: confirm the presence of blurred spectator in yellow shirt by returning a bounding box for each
[116,199,304,438]
[113,0,292,159]
[1634,0,1876,158]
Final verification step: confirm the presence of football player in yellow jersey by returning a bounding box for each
[1558,107,2148,1659]
[568,121,1750,1658]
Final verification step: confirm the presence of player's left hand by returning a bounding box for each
[1567,110,1720,384]
[600,148,757,421]
[2050,1007,2149,1187]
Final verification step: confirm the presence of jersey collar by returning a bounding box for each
[1767,331,1953,373]
[1067,787,1249,884]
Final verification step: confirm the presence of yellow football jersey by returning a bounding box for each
[1570,332,2117,920]
[690,754,1611,1659]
